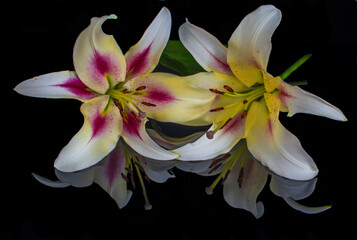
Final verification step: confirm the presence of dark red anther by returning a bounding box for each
[121,173,130,183]
[141,102,156,107]
[122,89,129,94]
[209,88,225,95]
[131,111,141,123]
[125,167,133,174]
[223,85,234,93]
[221,118,232,129]
[238,167,244,188]
[241,110,247,119]
[243,99,248,104]
[221,170,231,185]
[209,107,224,112]
[130,173,136,189]
[208,163,222,174]
[135,161,145,172]
[136,86,146,91]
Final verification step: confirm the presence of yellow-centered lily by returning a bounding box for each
[15,8,212,172]
[175,5,347,180]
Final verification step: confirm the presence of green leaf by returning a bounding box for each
[159,40,206,76]
[280,54,312,80]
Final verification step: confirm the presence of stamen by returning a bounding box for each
[209,88,225,95]
[141,102,156,107]
[243,99,248,104]
[220,118,232,130]
[241,110,247,119]
[133,157,152,210]
[205,187,214,195]
[238,167,244,188]
[209,154,230,168]
[209,107,224,112]
[221,170,231,185]
[224,85,234,93]
[130,172,136,189]
[135,86,146,91]
[131,111,141,122]
[122,89,129,94]
[125,167,133,174]
[208,163,222,174]
[121,173,130,183]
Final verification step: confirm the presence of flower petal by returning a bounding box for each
[245,99,318,180]
[54,95,122,172]
[55,168,96,187]
[141,158,175,183]
[283,197,331,214]
[227,5,281,87]
[175,112,246,161]
[179,20,232,75]
[278,81,347,121]
[121,114,178,160]
[94,142,132,209]
[270,175,317,200]
[14,71,98,101]
[125,8,171,80]
[32,173,70,188]
[73,15,126,94]
[125,72,224,126]
[223,151,268,218]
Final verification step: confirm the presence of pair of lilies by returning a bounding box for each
[15,5,346,217]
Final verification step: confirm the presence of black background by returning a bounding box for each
[4,0,357,239]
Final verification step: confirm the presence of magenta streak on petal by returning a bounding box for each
[54,77,97,100]
[278,85,294,107]
[223,114,244,135]
[103,146,125,187]
[208,51,232,74]
[90,110,108,139]
[90,50,120,84]
[126,43,152,78]
[146,89,177,104]
[123,112,143,141]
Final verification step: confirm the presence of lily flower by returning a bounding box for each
[15,8,184,172]
[33,139,175,210]
[176,5,347,180]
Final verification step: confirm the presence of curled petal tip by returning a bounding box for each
[108,14,118,19]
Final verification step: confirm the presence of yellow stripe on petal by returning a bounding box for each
[264,92,281,120]
[263,71,280,93]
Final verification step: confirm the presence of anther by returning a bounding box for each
[224,85,234,93]
[206,130,215,139]
[208,163,222,174]
[209,88,224,95]
[135,86,146,91]
[134,162,145,172]
[121,173,130,183]
[131,111,141,122]
[130,173,136,189]
[221,170,231,185]
[243,99,248,104]
[220,118,232,129]
[141,102,156,107]
[122,89,129,94]
[125,167,133,174]
[209,107,224,112]
[238,167,244,188]
[241,110,247,119]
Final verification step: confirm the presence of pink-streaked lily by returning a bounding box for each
[15,8,183,172]
[33,140,175,210]
[177,5,347,180]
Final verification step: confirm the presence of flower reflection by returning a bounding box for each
[33,139,174,210]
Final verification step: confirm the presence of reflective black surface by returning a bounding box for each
[4,0,357,239]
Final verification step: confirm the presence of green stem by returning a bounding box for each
[280,54,312,80]
[289,80,308,86]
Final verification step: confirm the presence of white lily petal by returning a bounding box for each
[122,117,178,160]
[14,71,98,101]
[227,5,281,87]
[179,20,232,75]
[142,159,175,183]
[125,7,171,79]
[94,143,132,209]
[223,153,268,218]
[55,168,96,188]
[245,99,318,180]
[175,113,246,161]
[54,95,122,172]
[270,175,317,200]
[283,197,331,214]
[279,82,347,121]
[32,173,70,188]
[73,14,126,94]
[176,160,213,174]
